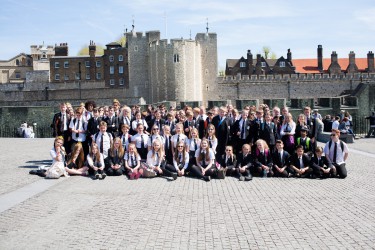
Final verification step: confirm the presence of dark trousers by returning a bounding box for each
[106,166,124,176]
[190,165,216,179]
[272,166,289,177]
[235,168,251,178]
[289,167,313,178]
[333,163,347,179]
[137,147,148,161]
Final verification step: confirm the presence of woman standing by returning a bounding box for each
[280,113,296,154]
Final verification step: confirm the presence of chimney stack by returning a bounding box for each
[346,51,358,73]
[317,45,323,71]
[287,48,292,64]
[247,50,253,65]
[328,51,341,75]
[367,51,374,72]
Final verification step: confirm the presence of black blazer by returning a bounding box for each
[87,117,102,139]
[183,119,196,136]
[259,122,277,146]
[51,112,70,137]
[148,118,166,133]
[290,154,311,169]
[272,150,290,168]
[104,116,119,136]
[310,155,332,171]
[236,153,253,169]
[217,154,237,168]
[253,149,273,168]
[231,118,251,141]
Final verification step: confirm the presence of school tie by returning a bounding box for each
[122,136,126,148]
[100,134,104,153]
[208,137,212,148]
[241,120,245,139]
[165,136,169,151]
[299,157,303,169]
[179,153,182,163]
[156,152,160,166]
[115,150,118,163]
[202,152,206,167]
[194,139,197,151]
[132,155,136,167]
[93,155,96,163]
[75,119,80,139]
[333,142,337,163]
[177,134,180,143]
[141,135,145,149]
[60,114,65,132]
[280,153,283,164]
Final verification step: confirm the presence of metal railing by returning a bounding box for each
[0,125,53,138]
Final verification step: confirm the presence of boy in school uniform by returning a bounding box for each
[87,108,101,146]
[259,113,277,154]
[93,121,113,159]
[104,106,119,137]
[311,146,335,178]
[231,109,251,155]
[296,126,313,157]
[323,129,349,179]
[69,107,88,157]
[235,144,253,181]
[272,140,291,178]
[289,145,313,178]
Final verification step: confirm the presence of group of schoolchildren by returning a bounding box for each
[30,99,349,181]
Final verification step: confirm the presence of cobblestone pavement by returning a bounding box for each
[0,138,374,249]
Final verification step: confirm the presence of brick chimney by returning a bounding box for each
[255,54,264,75]
[367,51,374,72]
[89,40,96,58]
[55,43,68,56]
[346,51,358,73]
[317,45,323,71]
[287,48,292,64]
[247,50,254,75]
[89,40,96,80]
[328,51,341,75]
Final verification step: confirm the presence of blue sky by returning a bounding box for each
[1,0,374,69]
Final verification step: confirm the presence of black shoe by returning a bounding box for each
[29,170,38,175]
[204,176,211,182]
[100,173,107,180]
[172,172,178,180]
[245,175,252,181]
[95,173,100,179]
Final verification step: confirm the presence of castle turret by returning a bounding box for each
[346,51,358,73]
[317,45,323,71]
[367,51,374,72]
[328,51,341,75]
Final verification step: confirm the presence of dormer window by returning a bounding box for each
[279,61,285,67]
[240,62,246,68]
[261,62,266,67]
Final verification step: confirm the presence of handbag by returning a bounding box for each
[140,162,157,178]
[45,162,68,179]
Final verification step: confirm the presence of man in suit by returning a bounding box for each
[310,146,335,178]
[289,145,313,178]
[231,109,251,154]
[249,109,264,151]
[212,106,230,159]
[272,140,291,177]
[235,144,253,181]
[259,113,277,153]
[51,102,71,153]
[183,110,196,136]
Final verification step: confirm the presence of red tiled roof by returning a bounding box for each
[293,58,368,73]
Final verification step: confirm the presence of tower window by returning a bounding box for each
[109,55,114,62]
[174,54,179,63]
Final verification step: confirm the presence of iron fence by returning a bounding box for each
[0,125,53,138]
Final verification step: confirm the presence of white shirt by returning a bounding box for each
[131,133,149,149]
[147,134,165,147]
[171,134,187,149]
[195,148,215,167]
[173,152,190,170]
[332,120,340,130]
[280,122,296,136]
[186,138,201,152]
[69,117,87,142]
[131,119,148,131]
[86,153,104,168]
[146,150,163,167]
[94,132,112,158]
[324,140,349,165]
[124,152,141,168]
[50,147,65,165]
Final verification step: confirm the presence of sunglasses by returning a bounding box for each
[177,146,184,148]
[153,128,159,130]
[330,134,336,136]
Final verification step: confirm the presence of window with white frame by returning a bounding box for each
[96,72,102,80]
[110,66,114,74]
[134,46,138,52]
[240,62,246,68]
[119,78,124,85]
[279,61,286,67]
[261,62,266,67]
[64,61,69,68]
[96,61,101,67]
[75,73,80,80]
[118,55,123,61]
[55,74,60,80]
[119,66,124,74]
[64,74,69,81]
[86,73,90,80]
[55,62,60,68]
[110,79,115,85]
[109,55,114,62]
[85,61,90,67]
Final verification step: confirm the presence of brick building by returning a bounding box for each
[0,53,33,84]
[103,42,129,88]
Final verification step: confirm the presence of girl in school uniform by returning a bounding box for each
[105,137,125,176]
[190,138,216,182]
[206,124,218,155]
[66,142,90,176]
[162,125,173,165]
[124,143,142,180]
[86,143,105,179]
[280,113,296,155]
[131,111,149,134]
[146,139,177,179]
[171,123,187,155]
[131,124,149,160]
[163,141,190,178]
[119,124,132,152]
[185,128,201,166]
[253,139,273,178]
[147,125,165,151]
[217,145,237,177]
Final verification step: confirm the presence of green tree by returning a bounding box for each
[77,44,105,56]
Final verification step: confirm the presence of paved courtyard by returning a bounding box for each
[0,138,374,249]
